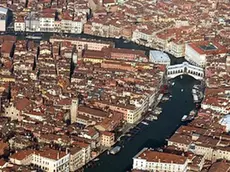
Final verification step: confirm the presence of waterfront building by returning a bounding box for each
[149,50,170,66]
[185,41,227,67]
[132,148,188,172]
[132,27,154,44]
[14,17,25,32]
[0,7,8,32]
[69,147,86,171]
[50,37,114,51]
[9,148,70,172]
[25,12,40,32]
[100,131,115,147]
[71,17,84,34]
[168,40,185,58]
[39,10,56,32]
[109,48,148,62]
[61,12,73,33]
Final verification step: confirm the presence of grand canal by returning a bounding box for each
[12,32,196,172]
[85,75,198,172]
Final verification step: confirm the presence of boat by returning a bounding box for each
[124,40,130,43]
[162,96,169,101]
[181,89,184,92]
[171,82,175,86]
[26,35,42,40]
[141,121,149,125]
[110,146,121,155]
[193,85,200,90]
[126,133,132,137]
[180,75,183,79]
[93,158,99,162]
[157,94,164,102]
[181,115,188,121]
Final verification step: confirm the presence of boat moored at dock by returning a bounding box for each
[109,146,121,155]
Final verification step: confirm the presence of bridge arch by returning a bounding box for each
[166,62,204,80]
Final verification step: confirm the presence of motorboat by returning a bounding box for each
[181,115,188,121]
[110,146,121,155]
[141,121,149,125]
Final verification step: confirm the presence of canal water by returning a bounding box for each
[11,32,194,171]
[85,75,198,172]
[14,32,184,64]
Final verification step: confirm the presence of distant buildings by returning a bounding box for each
[9,148,70,172]
[0,7,8,32]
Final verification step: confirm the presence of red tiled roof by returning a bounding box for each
[188,41,228,55]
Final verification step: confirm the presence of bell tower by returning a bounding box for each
[70,98,78,124]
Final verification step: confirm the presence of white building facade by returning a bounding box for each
[0,7,8,32]
[149,50,171,65]
[133,148,188,172]
[185,44,206,67]
[14,20,25,32]
[39,15,55,32]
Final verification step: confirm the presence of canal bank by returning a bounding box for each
[85,75,198,172]
[6,31,185,65]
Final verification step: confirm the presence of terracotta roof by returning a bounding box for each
[10,150,33,160]
[188,41,228,55]
[1,41,14,54]
[137,149,187,164]
[15,98,31,111]
[208,161,230,172]
[102,131,114,137]
[0,159,7,166]
[34,147,67,160]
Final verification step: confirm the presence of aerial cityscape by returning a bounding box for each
[0,0,229,171]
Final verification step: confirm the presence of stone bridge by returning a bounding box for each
[166,62,204,80]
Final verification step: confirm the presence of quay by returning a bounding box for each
[85,75,199,172]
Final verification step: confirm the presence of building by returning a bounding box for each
[70,98,78,124]
[149,50,171,65]
[132,148,188,172]
[4,98,31,121]
[14,17,25,32]
[71,19,83,34]
[185,41,227,67]
[10,148,70,172]
[61,12,72,33]
[0,7,8,32]
[219,114,230,132]
[39,10,56,32]
[109,48,148,62]
[25,12,40,32]
[50,37,114,51]
[69,147,86,171]
[100,131,115,147]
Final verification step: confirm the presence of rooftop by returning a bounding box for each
[134,148,187,164]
